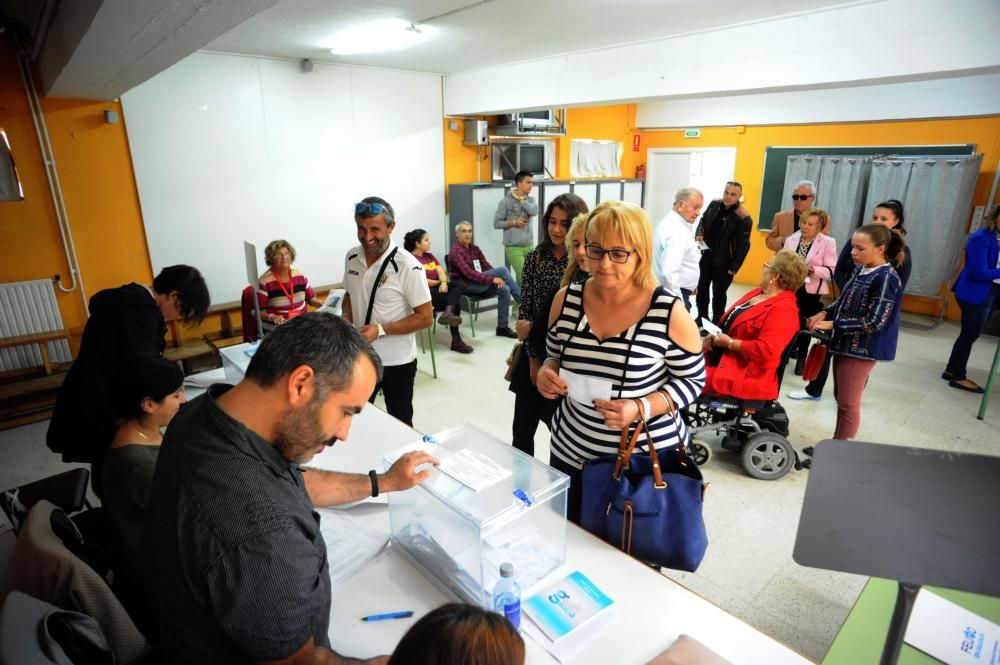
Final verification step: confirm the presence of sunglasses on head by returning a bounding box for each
[355,201,388,216]
[792,194,814,201]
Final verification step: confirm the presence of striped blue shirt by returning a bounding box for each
[546,280,705,466]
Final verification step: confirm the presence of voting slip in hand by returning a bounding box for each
[560,369,613,405]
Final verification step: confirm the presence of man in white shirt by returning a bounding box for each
[652,187,704,310]
[342,197,432,427]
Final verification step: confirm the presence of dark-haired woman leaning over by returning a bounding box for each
[509,193,588,456]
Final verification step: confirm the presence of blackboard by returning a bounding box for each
[757,145,976,231]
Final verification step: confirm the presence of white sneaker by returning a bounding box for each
[787,389,820,401]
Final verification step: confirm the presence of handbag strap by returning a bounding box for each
[364,247,399,326]
[612,400,666,489]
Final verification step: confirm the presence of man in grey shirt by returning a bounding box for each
[493,170,538,285]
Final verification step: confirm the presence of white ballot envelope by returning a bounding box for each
[701,319,722,336]
[561,369,613,405]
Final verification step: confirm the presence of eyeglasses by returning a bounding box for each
[355,201,388,216]
[726,181,743,189]
[585,243,633,264]
[791,194,814,201]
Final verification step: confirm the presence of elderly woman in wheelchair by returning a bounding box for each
[682,250,808,479]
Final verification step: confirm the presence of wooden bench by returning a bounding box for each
[0,371,68,430]
[0,330,70,376]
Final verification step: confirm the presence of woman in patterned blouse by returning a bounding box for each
[257,240,322,325]
[807,223,905,439]
[510,194,589,456]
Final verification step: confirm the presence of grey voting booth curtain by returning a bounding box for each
[864,155,983,296]
[783,155,872,255]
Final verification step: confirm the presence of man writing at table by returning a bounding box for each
[143,313,437,665]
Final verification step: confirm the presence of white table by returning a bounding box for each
[308,406,813,665]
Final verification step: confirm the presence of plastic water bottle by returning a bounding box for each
[492,562,521,629]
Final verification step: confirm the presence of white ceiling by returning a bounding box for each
[204,0,864,74]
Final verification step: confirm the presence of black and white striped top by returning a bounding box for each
[546,279,706,466]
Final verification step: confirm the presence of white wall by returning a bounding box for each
[635,73,1000,128]
[122,53,445,305]
[443,0,1000,117]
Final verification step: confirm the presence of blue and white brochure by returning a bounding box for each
[904,589,999,665]
[523,570,614,643]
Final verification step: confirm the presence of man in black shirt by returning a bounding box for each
[695,182,753,325]
[143,313,436,665]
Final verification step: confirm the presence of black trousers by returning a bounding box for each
[429,286,462,337]
[695,258,734,325]
[509,351,558,457]
[794,290,824,360]
[370,359,417,427]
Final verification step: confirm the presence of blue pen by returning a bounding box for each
[361,611,414,622]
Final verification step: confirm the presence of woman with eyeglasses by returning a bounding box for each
[943,205,1000,393]
[702,250,806,399]
[509,194,588,456]
[257,239,323,325]
[782,207,837,373]
[537,201,705,523]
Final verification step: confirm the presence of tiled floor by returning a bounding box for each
[2,290,997,662]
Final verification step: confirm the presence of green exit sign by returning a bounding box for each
[684,128,701,138]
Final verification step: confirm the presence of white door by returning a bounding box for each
[644,148,737,226]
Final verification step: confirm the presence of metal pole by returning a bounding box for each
[879,582,920,665]
[977,338,1000,420]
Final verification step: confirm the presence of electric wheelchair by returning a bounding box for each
[680,331,825,480]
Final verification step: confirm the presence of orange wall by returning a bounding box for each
[0,35,153,350]
[442,106,1000,319]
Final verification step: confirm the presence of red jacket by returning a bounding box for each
[705,289,800,400]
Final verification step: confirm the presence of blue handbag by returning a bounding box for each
[580,401,708,572]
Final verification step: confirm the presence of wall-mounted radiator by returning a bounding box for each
[0,279,73,373]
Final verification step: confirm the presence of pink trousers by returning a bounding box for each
[832,355,877,440]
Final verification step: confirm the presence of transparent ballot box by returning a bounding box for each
[219,341,257,383]
[383,424,569,608]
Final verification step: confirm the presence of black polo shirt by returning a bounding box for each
[142,384,331,664]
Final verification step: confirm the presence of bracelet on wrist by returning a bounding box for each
[368,469,379,498]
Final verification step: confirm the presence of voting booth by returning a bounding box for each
[383,424,569,608]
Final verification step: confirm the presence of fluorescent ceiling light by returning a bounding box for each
[322,18,434,56]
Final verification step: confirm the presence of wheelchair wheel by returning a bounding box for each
[741,432,794,480]
[688,439,713,466]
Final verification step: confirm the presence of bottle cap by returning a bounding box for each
[500,562,514,578]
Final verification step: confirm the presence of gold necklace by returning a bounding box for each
[129,424,159,442]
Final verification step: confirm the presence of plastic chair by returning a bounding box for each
[417,322,438,379]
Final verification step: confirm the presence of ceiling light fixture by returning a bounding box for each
[323,18,433,56]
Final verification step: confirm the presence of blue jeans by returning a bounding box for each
[463,267,522,328]
[945,283,1000,381]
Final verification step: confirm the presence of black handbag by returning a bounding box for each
[580,402,708,572]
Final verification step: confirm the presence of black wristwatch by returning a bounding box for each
[368,469,379,498]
